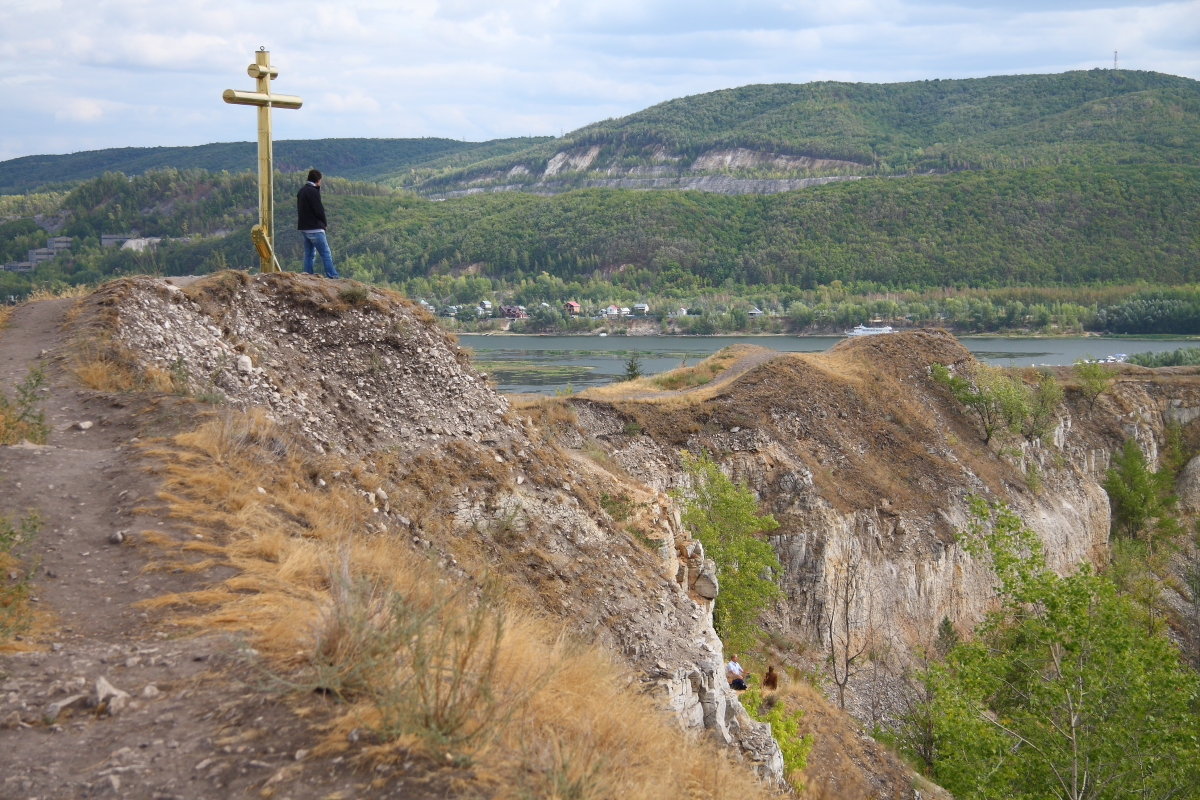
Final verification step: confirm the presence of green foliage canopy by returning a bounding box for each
[1103,438,1180,551]
[673,451,782,653]
[924,496,1200,800]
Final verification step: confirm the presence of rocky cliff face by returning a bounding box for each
[565,332,1200,715]
[429,143,867,198]
[87,273,785,780]
[442,174,861,198]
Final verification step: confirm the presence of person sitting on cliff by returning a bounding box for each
[726,655,747,691]
[762,665,779,691]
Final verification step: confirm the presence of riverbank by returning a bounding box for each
[456,328,1200,340]
[457,332,1200,394]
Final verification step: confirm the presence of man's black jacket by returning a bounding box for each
[296,182,327,231]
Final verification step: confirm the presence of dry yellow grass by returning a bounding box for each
[650,347,741,390]
[0,305,12,330]
[71,339,174,392]
[141,408,778,799]
[26,284,92,301]
[580,344,780,411]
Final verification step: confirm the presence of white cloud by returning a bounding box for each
[319,91,382,113]
[54,97,106,122]
[0,0,1196,159]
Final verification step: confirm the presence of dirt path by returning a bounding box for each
[0,299,453,799]
[586,345,787,402]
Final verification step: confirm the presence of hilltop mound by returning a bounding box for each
[0,273,801,798]
[91,271,509,455]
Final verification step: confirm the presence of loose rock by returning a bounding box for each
[45,693,89,720]
[93,676,131,715]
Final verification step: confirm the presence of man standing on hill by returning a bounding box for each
[296,169,339,278]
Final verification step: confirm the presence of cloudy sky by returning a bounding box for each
[1,0,1197,161]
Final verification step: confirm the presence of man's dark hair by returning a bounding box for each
[306,169,322,183]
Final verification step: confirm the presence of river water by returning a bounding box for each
[457,333,1199,395]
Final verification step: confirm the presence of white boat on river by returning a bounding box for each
[844,324,895,336]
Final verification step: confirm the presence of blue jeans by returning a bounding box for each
[301,230,339,278]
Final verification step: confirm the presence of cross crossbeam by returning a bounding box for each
[222,49,303,272]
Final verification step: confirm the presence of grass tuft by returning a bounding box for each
[651,348,739,390]
[338,284,370,305]
[0,366,50,445]
[0,511,42,642]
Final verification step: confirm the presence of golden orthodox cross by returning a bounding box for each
[222,48,303,272]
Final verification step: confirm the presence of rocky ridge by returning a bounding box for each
[89,273,786,780]
[563,331,1200,723]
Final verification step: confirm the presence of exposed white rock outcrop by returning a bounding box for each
[565,335,1200,717]
[690,147,860,173]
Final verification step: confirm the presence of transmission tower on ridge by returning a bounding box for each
[1114,50,1118,70]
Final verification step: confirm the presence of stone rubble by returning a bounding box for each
[105,274,510,455]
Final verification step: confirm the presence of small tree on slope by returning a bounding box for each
[674,451,781,654]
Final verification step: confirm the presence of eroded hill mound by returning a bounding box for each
[7,271,794,794]
[93,271,508,455]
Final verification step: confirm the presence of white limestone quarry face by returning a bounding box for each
[689,148,860,173]
[766,467,1111,652]
[566,390,1117,678]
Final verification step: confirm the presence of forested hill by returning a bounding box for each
[315,164,1200,289]
[422,69,1200,194]
[6,163,1197,299]
[0,136,552,195]
[6,70,1196,198]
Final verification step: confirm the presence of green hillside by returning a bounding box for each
[0,136,552,195]
[424,70,1200,191]
[7,70,1195,198]
[335,164,1200,289]
[5,163,1196,294]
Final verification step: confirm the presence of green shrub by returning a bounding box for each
[0,366,49,445]
[1127,346,1200,367]
[339,284,369,305]
[741,687,813,790]
[673,450,781,653]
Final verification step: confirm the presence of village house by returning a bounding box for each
[563,301,581,316]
